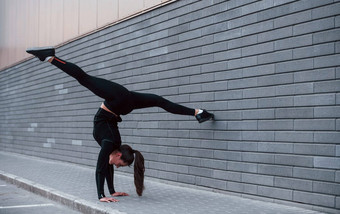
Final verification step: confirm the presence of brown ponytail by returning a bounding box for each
[119,145,145,196]
[133,150,145,196]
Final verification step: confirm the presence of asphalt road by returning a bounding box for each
[0,180,81,214]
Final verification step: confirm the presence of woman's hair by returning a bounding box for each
[119,144,145,196]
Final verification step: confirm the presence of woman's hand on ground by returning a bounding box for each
[111,192,129,197]
[100,197,119,203]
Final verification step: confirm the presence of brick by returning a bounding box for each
[243,86,275,98]
[242,42,274,57]
[228,99,258,110]
[336,171,340,183]
[227,56,257,70]
[293,167,335,182]
[241,0,274,15]
[314,80,340,93]
[242,109,275,120]
[214,150,242,161]
[258,97,294,108]
[258,120,293,131]
[257,50,292,64]
[242,152,275,164]
[274,10,311,28]
[202,42,227,55]
[293,43,334,59]
[293,17,335,36]
[276,58,314,73]
[313,28,340,44]
[228,161,258,173]
[294,119,336,131]
[313,181,340,195]
[336,15,340,28]
[228,77,257,90]
[294,68,335,83]
[293,191,335,207]
[243,64,275,77]
[294,94,335,106]
[258,164,293,177]
[312,3,340,19]
[258,26,293,43]
[201,21,227,37]
[215,90,242,101]
[228,141,257,151]
[214,170,241,182]
[227,121,257,131]
[294,144,335,156]
[242,131,275,142]
[196,177,227,190]
[274,35,313,50]
[228,14,258,29]
[214,49,241,62]
[275,107,313,119]
[275,131,314,143]
[189,166,213,177]
[242,173,274,187]
[258,186,292,200]
[275,177,312,191]
[241,20,274,36]
[258,142,293,153]
[214,28,241,43]
[314,157,340,169]
[336,41,340,53]
[201,159,227,170]
[276,83,314,96]
[314,132,340,144]
[275,154,314,167]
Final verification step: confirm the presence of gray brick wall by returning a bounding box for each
[0,0,339,213]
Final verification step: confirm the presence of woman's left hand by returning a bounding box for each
[111,192,129,197]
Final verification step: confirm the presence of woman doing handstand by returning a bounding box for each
[26,47,214,203]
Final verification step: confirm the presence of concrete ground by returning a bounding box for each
[0,151,326,214]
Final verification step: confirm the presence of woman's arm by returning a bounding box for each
[95,139,119,200]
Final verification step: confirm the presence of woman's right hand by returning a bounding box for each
[99,197,119,203]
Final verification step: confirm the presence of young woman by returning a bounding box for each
[26,47,214,203]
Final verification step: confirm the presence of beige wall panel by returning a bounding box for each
[0,0,176,70]
[63,0,79,42]
[50,1,64,46]
[39,0,52,46]
[8,0,18,66]
[143,0,163,9]
[97,0,119,28]
[119,0,144,19]
[79,0,97,35]
[16,0,27,61]
[0,0,8,68]
[26,0,40,49]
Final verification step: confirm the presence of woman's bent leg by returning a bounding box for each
[131,92,195,116]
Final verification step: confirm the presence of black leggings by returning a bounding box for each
[51,57,195,116]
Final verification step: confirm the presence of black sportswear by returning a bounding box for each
[50,57,196,199]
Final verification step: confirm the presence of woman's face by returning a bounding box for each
[109,152,128,168]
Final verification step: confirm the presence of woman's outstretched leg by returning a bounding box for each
[131,92,214,123]
[26,47,130,101]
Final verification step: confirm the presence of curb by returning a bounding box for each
[0,170,126,214]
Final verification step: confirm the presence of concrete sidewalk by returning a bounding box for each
[0,151,325,214]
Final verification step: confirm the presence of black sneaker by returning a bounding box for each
[195,110,214,123]
[26,46,55,61]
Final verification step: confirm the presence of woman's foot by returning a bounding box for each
[26,46,55,61]
[195,109,214,123]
